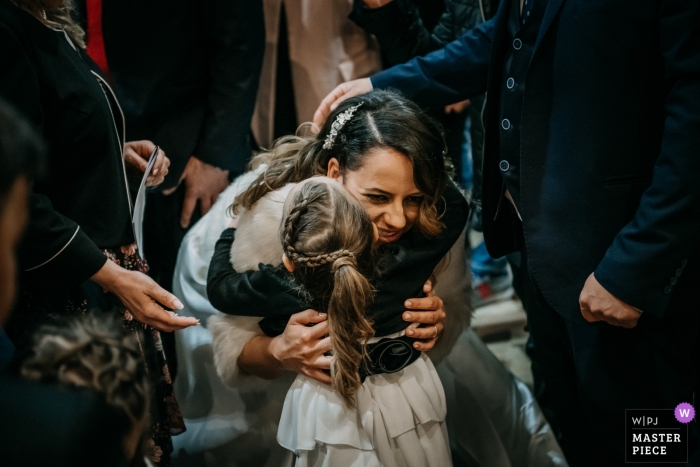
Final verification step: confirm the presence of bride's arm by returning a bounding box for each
[238,310,333,384]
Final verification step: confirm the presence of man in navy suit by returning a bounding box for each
[315,0,700,464]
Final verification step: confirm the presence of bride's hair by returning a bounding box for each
[233,90,450,237]
[281,179,376,407]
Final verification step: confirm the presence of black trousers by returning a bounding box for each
[520,251,700,466]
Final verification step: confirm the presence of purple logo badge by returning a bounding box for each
[674,403,695,424]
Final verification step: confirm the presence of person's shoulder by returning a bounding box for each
[0,1,35,34]
[0,376,128,467]
[0,1,52,53]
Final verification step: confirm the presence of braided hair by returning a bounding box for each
[281,178,376,406]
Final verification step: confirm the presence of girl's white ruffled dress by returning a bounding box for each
[278,353,452,467]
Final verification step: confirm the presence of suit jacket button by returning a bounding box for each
[502,118,511,130]
[513,38,522,50]
[676,268,683,277]
[664,285,673,294]
[500,160,510,171]
[507,77,515,89]
[670,277,678,286]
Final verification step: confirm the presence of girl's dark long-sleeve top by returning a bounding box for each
[0,1,132,288]
[349,0,488,67]
[207,182,469,337]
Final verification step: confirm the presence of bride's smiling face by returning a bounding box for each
[327,148,423,244]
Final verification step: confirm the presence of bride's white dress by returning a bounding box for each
[170,166,568,466]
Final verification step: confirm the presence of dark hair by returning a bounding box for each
[0,99,45,202]
[20,314,150,459]
[233,90,449,236]
[281,179,375,406]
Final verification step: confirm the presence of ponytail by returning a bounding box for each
[328,258,375,407]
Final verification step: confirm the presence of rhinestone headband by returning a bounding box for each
[323,103,363,150]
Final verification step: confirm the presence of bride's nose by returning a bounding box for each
[382,201,406,231]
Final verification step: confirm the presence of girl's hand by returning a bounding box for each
[402,280,446,351]
[124,140,170,187]
[269,309,333,384]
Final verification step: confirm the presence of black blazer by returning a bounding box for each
[0,1,133,288]
[75,0,265,185]
[372,0,700,319]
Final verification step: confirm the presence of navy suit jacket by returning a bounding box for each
[372,0,700,319]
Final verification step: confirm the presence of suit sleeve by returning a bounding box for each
[0,22,106,287]
[207,228,309,317]
[349,0,436,65]
[193,0,265,175]
[594,0,700,317]
[370,14,496,108]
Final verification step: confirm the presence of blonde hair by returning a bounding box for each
[20,314,149,430]
[12,0,86,48]
[234,90,450,238]
[281,179,376,406]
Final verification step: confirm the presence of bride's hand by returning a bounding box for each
[402,280,446,351]
[269,309,333,385]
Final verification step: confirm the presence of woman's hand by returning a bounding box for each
[269,309,333,384]
[91,260,198,332]
[403,280,446,351]
[124,140,170,187]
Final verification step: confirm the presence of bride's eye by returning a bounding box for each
[405,196,424,205]
[365,194,389,204]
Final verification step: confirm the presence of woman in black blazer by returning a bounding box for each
[0,1,198,464]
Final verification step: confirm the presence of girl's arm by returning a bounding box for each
[207,228,309,317]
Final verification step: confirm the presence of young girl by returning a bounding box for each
[279,177,377,407]
[211,173,454,466]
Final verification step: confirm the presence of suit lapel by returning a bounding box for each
[534,0,566,50]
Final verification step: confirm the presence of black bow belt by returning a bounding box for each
[359,334,421,382]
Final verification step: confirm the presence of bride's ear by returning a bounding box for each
[282,254,295,272]
[327,158,342,180]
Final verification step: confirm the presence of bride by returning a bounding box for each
[171,91,567,466]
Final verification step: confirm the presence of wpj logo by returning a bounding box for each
[625,404,694,463]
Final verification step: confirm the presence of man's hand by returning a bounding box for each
[444,99,471,114]
[362,0,393,8]
[402,280,446,351]
[579,273,642,328]
[269,309,332,384]
[313,78,373,128]
[124,140,170,187]
[164,156,229,228]
[91,259,198,332]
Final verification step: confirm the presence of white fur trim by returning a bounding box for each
[209,314,272,391]
[229,183,296,271]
